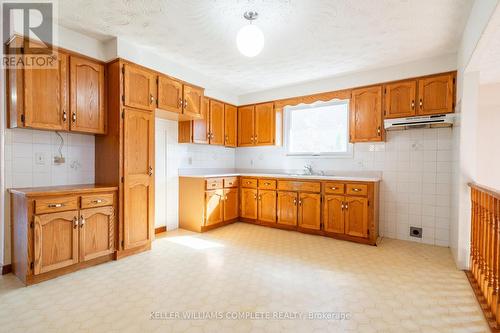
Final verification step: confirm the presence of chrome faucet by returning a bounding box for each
[303,164,313,175]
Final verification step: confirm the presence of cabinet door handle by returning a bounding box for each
[411,100,415,110]
[71,112,77,123]
[62,111,67,122]
[179,98,184,108]
[148,166,153,176]
[79,216,85,228]
[73,216,78,229]
[258,195,262,201]
[48,203,63,208]
[293,198,297,206]
[419,99,423,109]
[150,94,154,104]
[184,99,188,108]
[377,126,381,136]
[254,194,257,199]
[298,200,302,206]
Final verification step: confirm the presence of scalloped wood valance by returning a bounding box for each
[273,89,352,111]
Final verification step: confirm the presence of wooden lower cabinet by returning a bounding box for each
[298,193,321,230]
[180,176,379,246]
[10,185,118,285]
[258,190,277,223]
[277,191,298,226]
[240,188,258,219]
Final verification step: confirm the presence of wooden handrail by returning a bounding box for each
[468,182,500,329]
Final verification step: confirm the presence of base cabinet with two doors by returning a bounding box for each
[180,176,379,245]
[10,186,117,285]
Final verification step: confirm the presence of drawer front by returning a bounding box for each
[81,193,115,209]
[346,184,368,196]
[35,196,79,214]
[223,177,239,188]
[324,182,345,194]
[278,181,321,193]
[241,178,257,188]
[258,179,277,190]
[206,178,223,190]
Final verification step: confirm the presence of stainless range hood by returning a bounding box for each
[384,114,455,131]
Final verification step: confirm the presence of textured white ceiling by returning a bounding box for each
[58,0,473,95]
[468,4,500,84]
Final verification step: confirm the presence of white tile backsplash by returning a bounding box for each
[234,127,453,246]
[5,129,95,188]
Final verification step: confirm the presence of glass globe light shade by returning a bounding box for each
[236,24,264,57]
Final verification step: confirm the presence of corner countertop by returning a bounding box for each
[9,184,119,196]
[178,170,381,182]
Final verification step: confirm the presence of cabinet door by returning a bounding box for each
[205,190,224,226]
[351,86,383,142]
[298,193,321,230]
[24,51,69,131]
[277,191,298,226]
[258,190,277,223]
[193,97,210,144]
[323,195,345,234]
[224,188,239,221]
[157,75,183,113]
[123,108,154,249]
[183,84,204,118]
[240,188,258,219]
[344,196,368,238]
[33,210,79,275]
[238,105,255,147]
[417,73,454,115]
[123,63,156,111]
[224,104,237,147]
[255,102,275,146]
[69,56,106,134]
[384,80,417,119]
[79,206,114,262]
[209,100,225,145]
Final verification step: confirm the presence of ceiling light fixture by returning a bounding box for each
[236,11,264,57]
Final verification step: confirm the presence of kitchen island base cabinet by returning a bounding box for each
[9,185,118,285]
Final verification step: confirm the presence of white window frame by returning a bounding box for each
[284,99,353,158]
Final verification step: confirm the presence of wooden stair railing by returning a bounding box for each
[469,182,500,330]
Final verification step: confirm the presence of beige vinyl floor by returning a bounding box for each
[0,222,489,333]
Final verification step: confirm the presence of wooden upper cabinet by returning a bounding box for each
[123,63,156,111]
[238,105,255,147]
[205,190,224,226]
[79,206,114,262]
[277,191,298,226]
[224,188,239,221]
[298,193,321,230]
[384,80,417,119]
[123,108,154,250]
[193,97,210,144]
[255,102,275,145]
[23,50,69,131]
[157,75,183,113]
[351,86,383,142]
[258,190,277,223]
[418,73,455,115]
[344,196,368,238]
[33,210,79,275]
[224,104,237,147]
[69,56,106,134]
[209,100,225,145]
[183,84,204,118]
[240,188,258,219]
[323,195,345,234]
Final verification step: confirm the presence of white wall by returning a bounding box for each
[236,128,453,246]
[239,54,457,105]
[155,119,235,231]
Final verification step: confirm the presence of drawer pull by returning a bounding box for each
[330,187,337,190]
[228,182,233,186]
[264,182,270,185]
[211,183,216,187]
[92,199,103,204]
[48,203,63,208]
[246,181,251,184]
[352,188,362,192]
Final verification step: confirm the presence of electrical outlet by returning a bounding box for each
[53,156,65,164]
[35,153,45,165]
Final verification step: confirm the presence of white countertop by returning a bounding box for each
[179,172,381,182]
